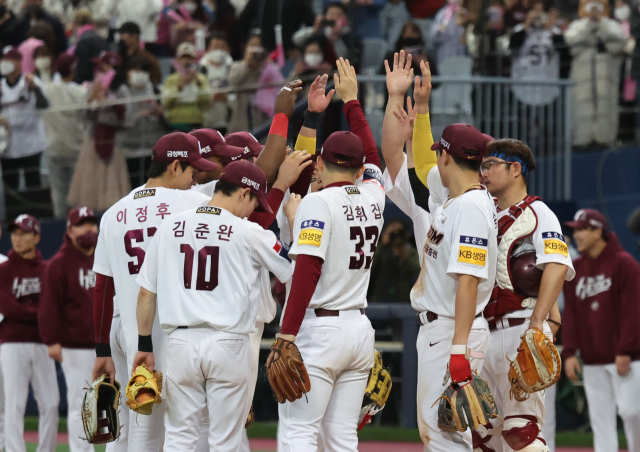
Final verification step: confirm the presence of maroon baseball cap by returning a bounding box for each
[152,132,218,172]
[8,214,41,235]
[67,206,98,228]
[2,46,22,61]
[219,160,272,214]
[189,129,245,163]
[54,53,77,77]
[431,124,488,161]
[224,132,264,162]
[564,209,607,230]
[320,131,365,169]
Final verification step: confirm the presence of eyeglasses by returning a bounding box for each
[480,160,511,173]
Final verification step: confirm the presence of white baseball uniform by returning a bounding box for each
[0,253,5,451]
[384,156,498,451]
[481,200,574,452]
[136,205,293,452]
[93,186,210,451]
[277,163,385,451]
[192,180,218,198]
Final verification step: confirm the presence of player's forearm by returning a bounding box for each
[280,254,323,337]
[531,263,568,329]
[256,113,289,186]
[381,93,405,182]
[343,99,380,168]
[453,275,479,346]
[247,188,285,228]
[412,113,436,187]
[406,139,414,168]
[136,287,157,338]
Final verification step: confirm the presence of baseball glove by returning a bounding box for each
[266,337,311,403]
[82,375,121,444]
[436,373,499,432]
[358,350,392,430]
[508,327,561,401]
[126,364,163,415]
[245,404,254,429]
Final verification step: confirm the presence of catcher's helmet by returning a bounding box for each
[510,250,542,298]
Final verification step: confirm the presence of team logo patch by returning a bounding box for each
[298,219,325,247]
[345,187,360,195]
[458,246,487,266]
[460,236,488,247]
[134,189,156,199]
[196,206,222,215]
[542,231,565,242]
[273,240,282,253]
[362,168,385,190]
[274,240,291,262]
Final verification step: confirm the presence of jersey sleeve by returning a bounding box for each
[427,166,448,212]
[382,154,426,220]
[93,213,113,277]
[276,189,292,244]
[446,200,492,282]
[249,223,294,283]
[288,195,332,261]
[136,229,160,294]
[532,204,576,280]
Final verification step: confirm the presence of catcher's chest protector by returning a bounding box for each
[485,196,540,321]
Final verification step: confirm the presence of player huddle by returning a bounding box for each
[0,52,575,452]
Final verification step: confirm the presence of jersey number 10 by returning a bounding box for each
[180,244,219,291]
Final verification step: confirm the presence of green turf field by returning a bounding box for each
[23,417,628,450]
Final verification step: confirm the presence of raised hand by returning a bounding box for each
[274,80,304,118]
[393,97,417,144]
[274,150,313,190]
[384,50,414,97]
[413,60,432,114]
[334,58,358,103]
[308,74,335,113]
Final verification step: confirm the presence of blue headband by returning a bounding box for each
[486,152,530,179]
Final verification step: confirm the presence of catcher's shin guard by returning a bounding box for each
[501,416,549,452]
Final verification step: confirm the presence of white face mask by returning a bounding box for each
[614,5,631,21]
[182,2,197,13]
[0,60,15,76]
[209,49,230,64]
[129,70,150,87]
[34,56,50,71]
[304,52,323,67]
[585,2,605,13]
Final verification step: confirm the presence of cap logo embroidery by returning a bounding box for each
[244,147,251,154]
[79,207,88,217]
[200,144,211,155]
[167,150,189,158]
[440,138,450,149]
[241,176,260,190]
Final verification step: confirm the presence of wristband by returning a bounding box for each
[269,113,289,138]
[450,344,467,355]
[95,343,112,358]
[138,335,153,353]
[303,110,321,129]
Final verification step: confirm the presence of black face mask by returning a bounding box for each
[398,37,422,49]
[26,4,44,18]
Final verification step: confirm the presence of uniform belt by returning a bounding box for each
[417,311,482,326]
[176,326,188,329]
[488,318,527,332]
[314,308,365,317]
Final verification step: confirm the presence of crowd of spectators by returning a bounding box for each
[0,0,637,243]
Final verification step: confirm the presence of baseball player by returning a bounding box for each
[0,215,59,452]
[133,160,294,452]
[381,52,498,451]
[92,132,215,451]
[39,206,100,452]
[563,209,640,452]
[0,224,5,451]
[272,58,385,451]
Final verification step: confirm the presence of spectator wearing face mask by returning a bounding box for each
[431,0,467,67]
[290,38,333,80]
[565,0,627,148]
[116,21,162,87]
[0,46,49,207]
[41,54,88,218]
[162,41,211,132]
[200,32,233,133]
[32,44,52,83]
[67,50,132,211]
[72,8,109,84]
[118,56,166,188]
[382,22,439,78]
[322,0,385,40]
[18,20,54,75]
[15,0,66,56]
[206,0,238,57]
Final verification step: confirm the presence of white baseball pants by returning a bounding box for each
[416,315,490,451]
[542,381,556,451]
[278,309,375,452]
[60,348,95,452]
[106,315,129,452]
[0,342,59,452]
[239,321,265,452]
[480,321,553,451]
[163,327,250,452]
[583,361,640,452]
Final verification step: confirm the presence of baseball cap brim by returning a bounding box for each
[563,220,589,230]
[431,141,443,151]
[256,195,273,215]
[8,223,37,233]
[217,144,246,158]
[190,158,219,172]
